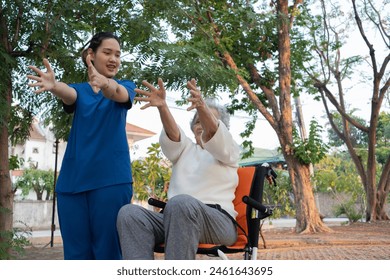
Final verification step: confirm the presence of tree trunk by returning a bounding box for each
[0,85,14,255]
[36,191,43,201]
[287,156,332,233]
[277,0,330,233]
[365,110,379,221]
[45,191,51,201]
[375,156,390,220]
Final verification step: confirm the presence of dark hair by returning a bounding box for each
[81,32,121,67]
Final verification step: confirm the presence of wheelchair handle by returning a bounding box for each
[242,196,272,215]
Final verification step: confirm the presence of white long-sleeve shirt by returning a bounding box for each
[159,120,240,218]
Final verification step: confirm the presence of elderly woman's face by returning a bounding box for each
[192,108,220,146]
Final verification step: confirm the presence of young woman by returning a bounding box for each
[27,32,136,260]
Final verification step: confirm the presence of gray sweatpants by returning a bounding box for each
[116,194,237,260]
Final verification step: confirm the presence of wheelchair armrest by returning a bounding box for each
[148,197,167,209]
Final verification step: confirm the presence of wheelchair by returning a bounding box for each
[148,163,277,260]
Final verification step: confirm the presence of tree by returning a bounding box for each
[301,0,390,221]
[14,169,54,200]
[131,0,331,233]
[132,143,171,202]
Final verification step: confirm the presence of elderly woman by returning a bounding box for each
[117,78,240,260]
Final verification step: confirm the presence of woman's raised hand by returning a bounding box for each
[86,54,108,93]
[186,78,205,111]
[27,59,57,94]
[134,78,167,109]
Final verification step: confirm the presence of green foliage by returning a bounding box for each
[314,153,366,222]
[326,111,390,165]
[333,200,364,223]
[377,112,390,164]
[8,155,24,170]
[326,111,368,148]
[14,169,54,200]
[0,212,31,260]
[314,153,364,195]
[292,120,329,165]
[376,146,390,166]
[262,170,295,219]
[132,143,171,202]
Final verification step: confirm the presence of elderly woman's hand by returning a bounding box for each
[186,79,206,111]
[135,78,167,110]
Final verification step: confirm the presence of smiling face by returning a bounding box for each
[89,38,121,78]
[192,108,220,147]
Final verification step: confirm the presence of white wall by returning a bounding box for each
[13,200,59,231]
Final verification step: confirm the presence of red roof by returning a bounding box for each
[126,123,156,143]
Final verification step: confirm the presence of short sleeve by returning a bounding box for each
[118,79,136,109]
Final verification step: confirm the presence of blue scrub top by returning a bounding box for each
[56,80,136,194]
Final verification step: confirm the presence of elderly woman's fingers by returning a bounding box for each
[140,80,157,91]
[188,89,201,98]
[134,88,152,97]
[187,79,198,91]
[140,103,152,110]
[140,78,166,94]
[134,96,151,102]
[157,78,166,92]
[186,104,196,111]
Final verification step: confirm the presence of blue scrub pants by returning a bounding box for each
[57,183,132,260]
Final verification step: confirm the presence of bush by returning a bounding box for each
[0,221,31,260]
[262,169,296,219]
[333,200,364,223]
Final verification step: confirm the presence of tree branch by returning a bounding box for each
[314,82,369,132]
[319,89,345,142]
[205,6,277,130]
[11,1,23,47]
[247,63,281,121]
[365,0,390,49]
[352,0,378,75]
[223,52,277,129]
[289,0,303,27]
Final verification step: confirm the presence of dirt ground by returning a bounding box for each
[263,220,390,246]
[14,221,390,260]
[254,220,390,260]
